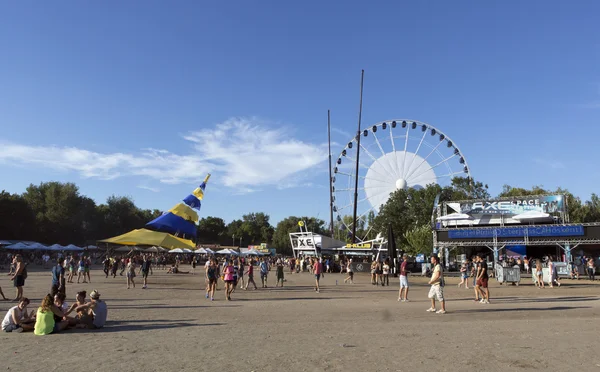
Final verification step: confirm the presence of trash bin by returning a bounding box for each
[495,264,521,286]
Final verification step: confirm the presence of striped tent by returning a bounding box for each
[145,174,211,239]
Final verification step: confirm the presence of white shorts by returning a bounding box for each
[428,285,444,302]
[399,275,409,288]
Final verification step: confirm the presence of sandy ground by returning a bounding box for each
[1,266,599,372]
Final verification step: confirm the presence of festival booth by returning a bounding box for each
[433,194,600,277]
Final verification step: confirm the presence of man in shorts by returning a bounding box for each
[398,254,410,302]
[259,257,270,288]
[426,254,446,314]
[50,258,66,297]
[476,255,490,304]
[140,255,152,289]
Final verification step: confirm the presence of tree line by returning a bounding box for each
[2,180,599,256]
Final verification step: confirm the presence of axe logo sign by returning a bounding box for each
[297,238,314,248]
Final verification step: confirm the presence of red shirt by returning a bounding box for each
[313,262,322,275]
[400,261,407,276]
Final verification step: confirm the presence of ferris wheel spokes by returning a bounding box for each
[403,129,428,180]
[371,131,400,179]
[359,142,398,180]
[408,153,459,183]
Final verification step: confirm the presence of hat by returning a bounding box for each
[90,290,100,299]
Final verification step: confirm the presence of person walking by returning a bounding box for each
[223,260,235,301]
[343,259,354,284]
[426,254,446,314]
[126,259,136,289]
[276,258,285,287]
[140,255,152,289]
[458,260,469,289]
[476,255,490,304]
[259,257,270,288]
[313,257,323,293]
[206,259,217,300]
[535,260,545,288]
[587,257,595,281]
[9,255,26,302]
[50,258,66,297]
[398,254,410,302]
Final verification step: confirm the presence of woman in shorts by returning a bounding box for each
[223,260,235,301]
[126,260,136,289]
[206,259,217,301]
[344,259,354,284]
[535,260,545,288]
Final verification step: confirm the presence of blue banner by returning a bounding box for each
[448,225,584,239]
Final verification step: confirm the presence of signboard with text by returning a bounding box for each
[455,195,565,216]
[448,225,584,239]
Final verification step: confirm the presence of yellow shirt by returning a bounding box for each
[34,308,55,335]
[430,264,443,286]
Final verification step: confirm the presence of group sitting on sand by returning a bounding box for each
[2,289,107,334]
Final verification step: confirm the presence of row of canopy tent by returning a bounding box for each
[168,248,266,256]
[2,242,86,251]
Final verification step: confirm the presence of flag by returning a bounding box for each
[146,173,211,239]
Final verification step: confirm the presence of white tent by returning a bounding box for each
[204,248,215,254]
[195,248,208,254]
[27,242,48,249]
[170,248,184,254]
[64,244,84,251]
[437,213,473,221]
[216,248,239,256]
[48,244,65,251]
[241,249,263,256]
[5,242,32,250]
[181,248,193,253]
[144,246,168,253]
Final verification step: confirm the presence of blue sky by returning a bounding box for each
[1,1,599,225]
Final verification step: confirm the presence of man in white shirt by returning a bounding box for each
[2,298,34,332]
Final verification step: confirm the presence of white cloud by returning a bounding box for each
[137,185,161,193]
[0,117,328,190]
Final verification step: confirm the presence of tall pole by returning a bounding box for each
[327,110,335,238]
[352,70,365,244]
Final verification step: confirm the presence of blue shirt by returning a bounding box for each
[51,265,64,285]
[260,262,269,274]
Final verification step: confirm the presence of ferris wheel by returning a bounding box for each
[332,119,472,238]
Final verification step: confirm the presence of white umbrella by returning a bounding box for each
[216,248,238,255]
[27,242,48,249]
[64,244,84,251]
[5,242,31,250]
[204,248,215,254]
[48,244,65,251]
[437,213,473,221]
[242,249,263,256]
[182,248,193,253]
[195,248,207,254]
[170,248,184,253]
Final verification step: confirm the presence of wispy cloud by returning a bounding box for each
[137,185,161,193]
[0,117,328,190]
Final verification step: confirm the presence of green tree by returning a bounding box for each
[22,182,94,244]
[0,191,36,241]
[403,224,434,256]
[197,216,227,244]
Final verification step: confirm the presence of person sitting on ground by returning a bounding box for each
[73,290,107,329]
[167,264,190,274]
[64,290,92,328]
[34,294,69,335]
[2,297,35,333]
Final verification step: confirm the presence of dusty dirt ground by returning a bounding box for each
[1,266,599,372]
